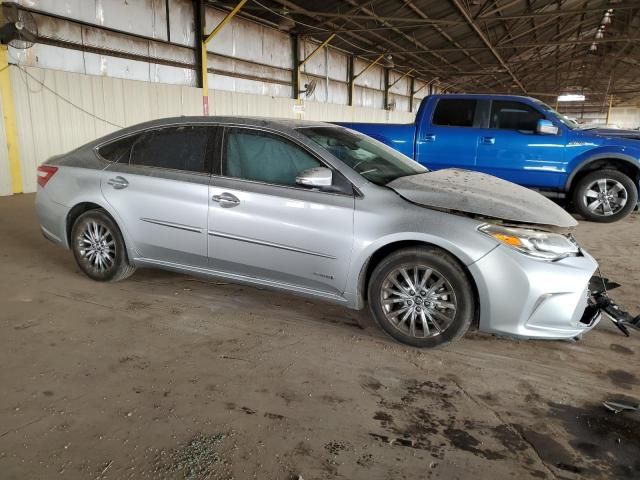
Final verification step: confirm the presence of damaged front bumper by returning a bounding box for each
[470,245,601,339]
[586,276,640,337]
[469,243,640,340]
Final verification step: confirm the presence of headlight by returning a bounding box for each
[479,224,579,261]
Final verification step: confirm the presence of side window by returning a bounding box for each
[490,101,544,132]
[223,128,323,187]
[130,126,212,173]
[432,99,477,127]
[98,135,139,163]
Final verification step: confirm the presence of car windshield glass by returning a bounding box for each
[532,99,579,129]
[297,126,427,185]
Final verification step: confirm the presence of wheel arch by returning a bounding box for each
[565,154,640,192]
[354,239,481,328]
[65,200,138,262]
[66,202,104,246]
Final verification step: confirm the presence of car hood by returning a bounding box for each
[387,169,578,229]
[583,128,640,140]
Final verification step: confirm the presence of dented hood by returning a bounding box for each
[387,169,578,229]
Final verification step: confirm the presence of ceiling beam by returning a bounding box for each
[480,3,639,21]
[450,0,527,92]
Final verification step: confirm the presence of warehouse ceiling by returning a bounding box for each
[211,0,640,108]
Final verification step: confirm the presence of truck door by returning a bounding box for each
[415,98,481,170]
[474,100,566,188]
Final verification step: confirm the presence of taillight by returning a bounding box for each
[37,165,58,188]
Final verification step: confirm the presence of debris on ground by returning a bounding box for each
[603,399,640,414]
[152,432,229,480]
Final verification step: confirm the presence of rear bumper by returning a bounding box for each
[35,187,69,249]
[470,245,599,339]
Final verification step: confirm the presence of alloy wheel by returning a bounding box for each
[583,178,628,217]
[76,220,116,273]
[380,265,457,338]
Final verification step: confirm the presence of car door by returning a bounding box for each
[100,125,216,267]
[415,98,482,170]
[474,100,567,188]
[207,126,355,296]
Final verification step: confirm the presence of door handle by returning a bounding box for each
[212,192,240,208]
[107,176,129,189]
[423,134,436,142]
[480,136,496,145]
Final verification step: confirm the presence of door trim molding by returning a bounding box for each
[141,217,203,233]
[208,230,337,259]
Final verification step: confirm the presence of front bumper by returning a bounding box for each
[469,245,599,339]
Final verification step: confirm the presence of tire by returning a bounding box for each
[572,169,637,223]
[367,247,474,349]
[71,209,136,282]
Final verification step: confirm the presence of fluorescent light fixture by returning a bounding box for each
[558,94,586,102]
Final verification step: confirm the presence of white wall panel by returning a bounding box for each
[4,66,414,195]
[205,8,292,70]
[609,107,640,129]
[18,0,170,40]
[353,59,383,90]
[300,39,327,78]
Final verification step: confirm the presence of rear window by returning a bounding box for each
[130,126,210,173]
[432,99,477,127]
[98,135,138,163]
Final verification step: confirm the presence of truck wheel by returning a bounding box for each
[367,247,474,349]
[572,169,637,223]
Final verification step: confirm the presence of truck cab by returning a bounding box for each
[340,94,640,223]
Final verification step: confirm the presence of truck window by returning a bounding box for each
[432,99,477,127]
[490,101,544,133]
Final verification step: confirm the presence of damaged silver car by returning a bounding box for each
[35,117,634,348]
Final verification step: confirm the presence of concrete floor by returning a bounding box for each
[1,193,639,480]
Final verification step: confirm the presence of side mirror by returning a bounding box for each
[296,167,333,188]
[536,119,559,135]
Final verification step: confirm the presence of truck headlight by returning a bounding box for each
[479,224,579,261]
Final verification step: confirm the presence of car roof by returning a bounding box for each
[86,116,336,149]
[429,93,543,103]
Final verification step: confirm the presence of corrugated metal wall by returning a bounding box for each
[5,65,415,196]
[1,0,432,196]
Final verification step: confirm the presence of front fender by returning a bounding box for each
[344,230,498,310]
[565,146,640,190]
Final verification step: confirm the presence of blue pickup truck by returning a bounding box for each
[341,94,640,223]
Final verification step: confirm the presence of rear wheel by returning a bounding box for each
[367,247,474,349]
[572,169,637,223]
[71,209,136,282]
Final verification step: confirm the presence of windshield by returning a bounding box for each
[532,99,579,130]
[297,126,427,185]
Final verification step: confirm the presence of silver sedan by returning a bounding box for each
[36,117,600,348]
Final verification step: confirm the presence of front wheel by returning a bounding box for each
[572,169,637,223]
[71,209,136,282]
[367,247,475,349]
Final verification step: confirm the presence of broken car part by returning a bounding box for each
[586,276,640,337]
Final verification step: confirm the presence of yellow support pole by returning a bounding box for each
[606,95,613,125]
[201,0,248,115]
[0,46,22,193]
[201,43,209,115]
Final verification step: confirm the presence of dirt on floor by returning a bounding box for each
[1,193,639,480]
